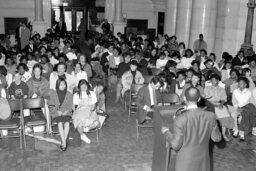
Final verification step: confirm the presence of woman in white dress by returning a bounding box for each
[72,79,99,144]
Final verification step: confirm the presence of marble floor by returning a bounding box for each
[0,90,256,171]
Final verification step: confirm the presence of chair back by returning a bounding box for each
[9,99,21,111]
[161,93,180,104]
[130,84,145,95]
[151,68,161,76]
[143,75,154,84]
[22,98,45,109]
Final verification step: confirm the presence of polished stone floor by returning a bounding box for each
[0,90,256,171]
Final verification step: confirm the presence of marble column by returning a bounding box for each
[175,0,192,46]
[164,0,178,36]
[113,0,126,36]
[241,0,256,56]
[32,0,47,36]
[34,0,44,21]
[188,0,218,53]
[105,0,116,24]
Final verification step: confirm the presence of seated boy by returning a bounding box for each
[8,73,29,99]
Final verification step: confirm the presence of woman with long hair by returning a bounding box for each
[48,78,73,151]
[72,79,99,144]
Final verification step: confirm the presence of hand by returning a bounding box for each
[144,105,151,112]
[161,126,169,134]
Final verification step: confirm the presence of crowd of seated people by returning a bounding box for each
[0,20,256,151]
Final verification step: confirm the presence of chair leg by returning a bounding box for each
[19,129,22,149]
[136,120,139,139]
[96,129,99,143]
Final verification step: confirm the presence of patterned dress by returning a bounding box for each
[72,91,99,129]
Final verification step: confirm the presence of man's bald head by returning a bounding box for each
[185,87,200,102]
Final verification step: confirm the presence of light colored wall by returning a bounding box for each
[123,0,165,30]
[0,0,51,34]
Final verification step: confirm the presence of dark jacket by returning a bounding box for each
[136,85,161,123]
[164,108,221,171]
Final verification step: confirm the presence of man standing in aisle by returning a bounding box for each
[193,34,207,52]
[161,87,221,171]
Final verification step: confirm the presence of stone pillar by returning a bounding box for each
[188,0,218,53]
[32,0,47,36]
[113,0,126,36]
[175,0,192,46]
[164,0,178,36]
[34,0,44,21]
[241,0,256,56]
[105,0,116,24]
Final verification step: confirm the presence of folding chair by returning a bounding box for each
[151,68,162,76]
[23,98,47,146]
[161,93,180,106]
[143,75,154,84]
[136,118,153,139]
[0,99,23,149]
[128,84,145,122]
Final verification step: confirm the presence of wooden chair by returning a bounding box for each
[0,99,23,149]
[136,118,153,139]
[143,75,154,84]
[161,93,180,106]
[151,68,162,76]
[128,84,145,122]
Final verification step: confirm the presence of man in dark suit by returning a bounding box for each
[136,76,162,123]
[161,87,221,171]
[55,17,67,38]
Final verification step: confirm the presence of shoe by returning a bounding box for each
[233,130,238,138]
[60,145,66,151]
[81,134,91,144]
[239,136,245,142]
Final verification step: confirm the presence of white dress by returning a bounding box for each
[72,91,99,129]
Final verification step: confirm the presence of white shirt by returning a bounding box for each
[232,88,252,109]
[73,91,97,106]
[200,56,206,70]
[179,57,195,69]
[148,84,154,106]
[66,52,77,61]
[114,56,121,66]
[186,104,198,110]
[21,72,31,82]
[156,58,168,69]
[71,71,88,86]
[49,56,59,66]
[27,60,37,73]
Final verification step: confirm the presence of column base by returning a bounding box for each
[241,43,255,57]
[32,21,47,37]
[113,22,126,36]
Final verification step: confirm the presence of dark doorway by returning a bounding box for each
[126,19,148,36]
[157,12,165,35]
[4,18,27,34]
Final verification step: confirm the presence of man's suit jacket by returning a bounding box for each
[56,22,67,38]
[164,108,221,171]
[136,85,162,123]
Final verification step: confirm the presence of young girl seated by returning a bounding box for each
[72,79,99,144]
